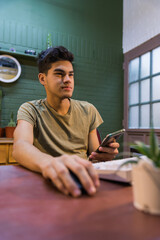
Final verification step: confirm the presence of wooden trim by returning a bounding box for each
[0,138,13,144]
[124,34,160,62]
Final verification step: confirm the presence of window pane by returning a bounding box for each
[129,106,139,128]
[152,103,160,128]
[140,104,150,128]
[129,58,139,82]
[129,83,139,105]
[140,52,150,78]
[152,46,160,74]
[152,75,160,101]
[140,79,150,103]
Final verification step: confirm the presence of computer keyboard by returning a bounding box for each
[93,157,137,183]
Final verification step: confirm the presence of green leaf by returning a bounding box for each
[129,128,160,169]
[150,128,160,162]
[133,141,152,159]
[7,112,16,127]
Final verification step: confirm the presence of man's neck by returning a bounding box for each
[46,97,71,115]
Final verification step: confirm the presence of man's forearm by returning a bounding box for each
[12,140,53,173]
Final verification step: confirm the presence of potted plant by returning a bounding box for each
[5,112,16,138]
[0,114,5,138]
[0,127,5,137]
[121,129,160,215]
[0,127,2,137]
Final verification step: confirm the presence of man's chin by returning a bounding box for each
[62,93,73,99]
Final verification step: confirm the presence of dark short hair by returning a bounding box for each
[37,46,74,74]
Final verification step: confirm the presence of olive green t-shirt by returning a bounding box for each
[17,98,103,159]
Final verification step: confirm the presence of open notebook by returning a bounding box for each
[93,157,137,183]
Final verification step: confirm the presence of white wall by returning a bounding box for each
[123,0,160,53]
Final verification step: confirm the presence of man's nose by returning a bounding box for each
[63,74,71,82]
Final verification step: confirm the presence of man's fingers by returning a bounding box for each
[89,151,117,161]
[89,145,119,162]
[75,157,100,188]
[55,164,82,198]
[98,146,119,154]
[65,156,98,195]
[52,157,83,197]
[108,142,120,148]
[43,166,69,195]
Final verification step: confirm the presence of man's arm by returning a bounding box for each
[13,120,100,197]
[88,129,119,161]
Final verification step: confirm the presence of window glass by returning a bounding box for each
[129,106,139,128]
[129,58,139,83]
[128,46,160,129]
[140,104,150,128]
[140,52,150,78]
[152,46,160,74]
[140,79,150,103]
[152,103,160,128]
[152,75,160,101]
[129,82,139,105]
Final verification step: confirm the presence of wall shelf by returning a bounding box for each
[0,49,37,60]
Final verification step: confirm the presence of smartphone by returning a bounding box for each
[95,128,125,153]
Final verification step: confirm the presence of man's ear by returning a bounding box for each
[38,73,46,86]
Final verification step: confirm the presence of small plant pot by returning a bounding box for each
[132,157,160,215]
[0,128,2,137]
[0,127,5,137]
[5,126,16,138]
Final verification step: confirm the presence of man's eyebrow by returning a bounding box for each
[54,68,74,73]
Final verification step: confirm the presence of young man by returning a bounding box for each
[13,46,119,198]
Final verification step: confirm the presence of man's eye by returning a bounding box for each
[55,73,63,76]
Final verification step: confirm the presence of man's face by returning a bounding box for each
[40,60,74,100]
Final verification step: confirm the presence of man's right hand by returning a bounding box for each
[13,120,100,198]
[40,154,100,197]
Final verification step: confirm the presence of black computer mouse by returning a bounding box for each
[69,170,86,193]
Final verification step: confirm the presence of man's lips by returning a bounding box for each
[61,86,72,90]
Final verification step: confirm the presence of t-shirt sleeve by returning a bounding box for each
[17,102,37,127]
[89,104,103,132]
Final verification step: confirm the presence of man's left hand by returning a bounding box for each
[89,142,119,162]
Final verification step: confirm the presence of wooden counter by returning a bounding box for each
[0,138,17,164]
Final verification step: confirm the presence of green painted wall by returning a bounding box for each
[0,0,123,140]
